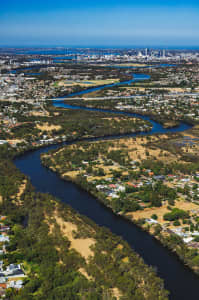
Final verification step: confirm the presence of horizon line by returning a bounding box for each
[1,45,199,50]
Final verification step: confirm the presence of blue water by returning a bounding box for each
[9,66,43,74]
[52,56,75,60]
[53,60,73,63]
[53,101,191,135]
[53,73,150,100]
[14,110,195,300]
[53,71,190,135]
[15,135,199,300]
[24,73,41,76]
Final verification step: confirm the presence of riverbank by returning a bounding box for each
[40,131,199,280]
[61,99,183,128]
[42,160,199,275]
[9,62,199,299]
[60,95,196,130]
[14,120,199,300]
[0,144,170,299]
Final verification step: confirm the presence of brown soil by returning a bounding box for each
[49,211,95,261]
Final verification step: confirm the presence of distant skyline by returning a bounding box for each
[1,0,199,47]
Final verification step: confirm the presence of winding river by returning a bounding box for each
[14,70,199,300]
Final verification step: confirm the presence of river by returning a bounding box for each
[13,68,199,300]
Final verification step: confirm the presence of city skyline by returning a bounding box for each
[1,0,199,47]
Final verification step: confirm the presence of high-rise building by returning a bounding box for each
[162,49,166,58]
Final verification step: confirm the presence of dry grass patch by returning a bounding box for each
[113,63,147,67]
[122,257,129,263]
[79,268,93,281]
[63,171,80,179]
[102,117,137,122]
[174,200,199,212]
[127,204,170,225]
[106,136,177,163]
[30,111,49,117]
[111,288,122,300]
[7,139,24,145]
[49,212,95,261]
[116,244,123,250]
[58,78,119,87]
[17,180,27,200]
[37,123,61,132]
[12,180,27,206]
[127,199,199,227]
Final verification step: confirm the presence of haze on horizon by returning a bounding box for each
[0,0,199,47]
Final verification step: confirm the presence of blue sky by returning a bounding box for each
[0,0,199,47]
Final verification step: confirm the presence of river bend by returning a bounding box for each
[14,71,199,300]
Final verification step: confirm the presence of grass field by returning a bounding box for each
[58,78,120,87]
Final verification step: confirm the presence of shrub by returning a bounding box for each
[173,220,181,226]
[151,214,158,220]
[163,208,189,221]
